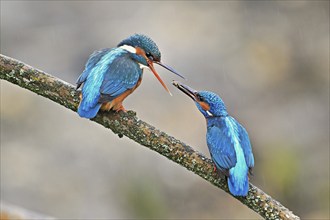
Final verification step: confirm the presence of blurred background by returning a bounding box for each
[1,1,329,219]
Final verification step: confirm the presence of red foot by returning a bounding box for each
[115,105,127,113]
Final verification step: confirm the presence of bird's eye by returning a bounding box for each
[196,94,204,101]
[146,52,153,61]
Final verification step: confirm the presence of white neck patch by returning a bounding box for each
[139,63,149,70]
[120,45,149,70]
[206,110,213,117]
[119,45,136,54]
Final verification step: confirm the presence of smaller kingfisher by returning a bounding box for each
[76,34,184,119]
[173,81,254,196]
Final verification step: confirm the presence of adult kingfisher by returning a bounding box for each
[173,81,254,196]
[76,34,184,119]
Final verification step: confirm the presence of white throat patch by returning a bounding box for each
[139,63,149,70]
[120,45,149,70]
[119,45,136,54]
[206,110,213,117]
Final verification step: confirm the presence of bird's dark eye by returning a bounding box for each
[196,93,204,101]
[146,52,153,60]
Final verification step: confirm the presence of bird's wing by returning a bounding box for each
[99,52,141,101]
[78,48,136,112]
[76,48,111,89]
[207,124,237,174]
[238,124,255,169]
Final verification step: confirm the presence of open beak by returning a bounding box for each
[172,81,198,101]
[143,53,184,96]
[147,60,172,95]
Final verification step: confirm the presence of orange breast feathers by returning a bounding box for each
[100,77,142,112]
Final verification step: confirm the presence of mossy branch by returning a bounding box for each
[0,54,300,220]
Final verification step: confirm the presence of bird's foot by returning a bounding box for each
[213,164,217,172]
[212,164,228,179]
[101,102,113,111]
[115,105,127,113]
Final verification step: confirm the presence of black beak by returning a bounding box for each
[154,61,186,80]
[172,81,198,101]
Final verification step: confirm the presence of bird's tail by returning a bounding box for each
[227,173,249,196]
[77,101,102,119]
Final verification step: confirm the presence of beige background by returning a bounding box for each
[1,1,329,219]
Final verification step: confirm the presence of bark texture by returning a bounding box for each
[0,54,300,220]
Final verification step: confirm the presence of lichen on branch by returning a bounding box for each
[0,54,300,220]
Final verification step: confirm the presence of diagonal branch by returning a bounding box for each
[0,54,300,220]
[1,201,55,220]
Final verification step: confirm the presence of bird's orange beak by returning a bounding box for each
[147,59,172,95]
[136,46,184,95]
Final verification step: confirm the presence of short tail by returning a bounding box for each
[227,174,249,196]
[77,102,102,119]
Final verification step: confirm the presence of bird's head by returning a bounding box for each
[118,34,184,95]
[172,81,228,118]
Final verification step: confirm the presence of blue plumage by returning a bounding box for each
[173,82,254,196]
[76,34,184,119]
[118,34,161,61]
[77,48,138,118]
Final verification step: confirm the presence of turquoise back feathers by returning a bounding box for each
[173,81,254,196]
[76,34,182,118]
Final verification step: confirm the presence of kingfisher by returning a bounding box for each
[173,81,254,196]
[76,34,184,119]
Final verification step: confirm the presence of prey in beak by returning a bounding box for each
[147,60,185,96]
[135,47,185,96]
[172,80,198,101]
[172,80,212,113]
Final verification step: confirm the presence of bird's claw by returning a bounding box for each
[115,105,127,113]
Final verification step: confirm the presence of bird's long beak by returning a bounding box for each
[147,60,185,96]
[172,81,198,101]
[147,60,172,95]
[154,61,186,80]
